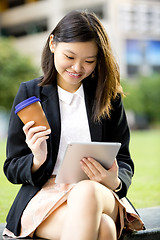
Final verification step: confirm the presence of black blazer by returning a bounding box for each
[4,77,134,236]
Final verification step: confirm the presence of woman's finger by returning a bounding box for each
[28,128,51,144]
[25,125,49,143]
[80,158,101,180]
[32,135,49,148]
[26,130,51,149]
[23,121,35,135]
[80,159,95,179]
[86,157,107,174]
[82,158,101,174]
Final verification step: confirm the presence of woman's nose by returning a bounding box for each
[71,62,83,72]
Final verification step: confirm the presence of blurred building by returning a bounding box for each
[0,0,160,78]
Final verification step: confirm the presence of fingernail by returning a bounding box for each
[82,158,87,162]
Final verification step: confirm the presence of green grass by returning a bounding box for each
[0,140,20,223]
[0,129,160,223]
[127,129,160,208]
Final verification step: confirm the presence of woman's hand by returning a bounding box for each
[80,158,121,190]
[23,121,51,172]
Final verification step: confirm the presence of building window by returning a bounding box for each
[126,39,160,76]
[8,0,25,8]
[119,4,160,34]
[0,0,42,11]
[1,18,48,37]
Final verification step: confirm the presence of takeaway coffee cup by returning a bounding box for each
[15,96,50,129]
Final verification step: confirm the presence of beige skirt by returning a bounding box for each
[3,177,145,239]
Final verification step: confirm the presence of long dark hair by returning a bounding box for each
[40,10,123,121]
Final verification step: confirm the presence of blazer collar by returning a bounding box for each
[41,81,57,99]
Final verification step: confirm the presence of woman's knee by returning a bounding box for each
[67,180,102,212]
[98,214,117,240]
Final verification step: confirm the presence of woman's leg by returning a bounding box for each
[61,180,118,240]
[35,180,118,240]
[35,201,68,240]
[98,214,117,240]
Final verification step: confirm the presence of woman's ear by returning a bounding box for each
[49,34,55,53]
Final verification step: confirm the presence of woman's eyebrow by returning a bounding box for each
[86,55,97,59]
[65,50,76,55]
[65,50,97,58]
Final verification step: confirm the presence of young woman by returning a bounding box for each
[3,10,144,240]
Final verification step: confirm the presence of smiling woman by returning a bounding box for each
[3,10,144,240]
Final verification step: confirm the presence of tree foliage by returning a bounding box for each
[0,38,39,110]
[122,74,160,123]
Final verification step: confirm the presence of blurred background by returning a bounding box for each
[0,0,160,223]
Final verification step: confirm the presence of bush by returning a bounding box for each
[0,37,39,110]
[122,74,160,124]
[139,74,160,122]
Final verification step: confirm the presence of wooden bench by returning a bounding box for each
[1,207,160,239]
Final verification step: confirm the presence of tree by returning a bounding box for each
[0,37,39,110]
[122,74,160,124]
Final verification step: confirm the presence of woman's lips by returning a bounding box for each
[66,70,82,78]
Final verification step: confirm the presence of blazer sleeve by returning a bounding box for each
[3,81,50,187]
[104,95,134,199]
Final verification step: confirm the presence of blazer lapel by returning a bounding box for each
[41,83,61,164]
[83,83,102,142]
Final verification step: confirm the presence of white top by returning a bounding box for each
[53,84,91,175]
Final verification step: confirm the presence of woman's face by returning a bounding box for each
[50,38,98,92]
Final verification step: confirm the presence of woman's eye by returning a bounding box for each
[86,60,95,64]
[65,55,74,59]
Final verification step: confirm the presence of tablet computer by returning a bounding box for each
[55,142,121,184]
